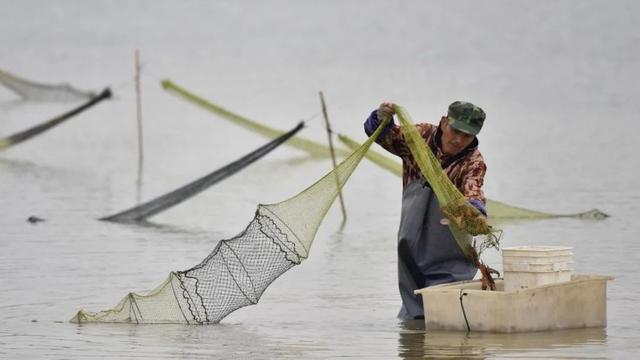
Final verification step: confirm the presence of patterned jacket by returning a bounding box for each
[364,110,487,206]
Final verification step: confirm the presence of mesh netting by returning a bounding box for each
[71,116,390,324]
[0,68,97,102]
[176,214,299,323]
[0,88,112,150]
[101,122,304,223]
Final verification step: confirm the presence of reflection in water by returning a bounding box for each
[103,217,215,237]
[398,319,607,359]
[0,157,71,175]
[73,322,309,359]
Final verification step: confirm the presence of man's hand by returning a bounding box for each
[377,102,396,122]
[442,202,490,236]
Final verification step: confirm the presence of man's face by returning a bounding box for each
[439,117,475,156]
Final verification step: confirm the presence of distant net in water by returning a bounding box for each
[101,122,304,223]
[71,117,391,324]
[162,79,351,158]
[0,68,97,102]
[0,88,112,150]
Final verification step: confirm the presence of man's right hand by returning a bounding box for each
[377,102,396,122]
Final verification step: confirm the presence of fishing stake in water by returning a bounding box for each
[319,91,347,225]
[134,49,144,203]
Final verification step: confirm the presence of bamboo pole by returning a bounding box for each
[319,91,347,223]
[135,49,144,203]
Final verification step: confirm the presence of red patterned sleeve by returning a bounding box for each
[460,155,487,204]
[373,124,405,157]
[376,122,435,159]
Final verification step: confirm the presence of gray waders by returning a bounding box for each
[397,180,477,319]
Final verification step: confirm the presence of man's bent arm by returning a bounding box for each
[364,109,408,157]
[460,160,487,215]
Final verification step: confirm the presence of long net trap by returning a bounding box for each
[0,88,112,151]
[161,80,350,158]
[71,116,391,324]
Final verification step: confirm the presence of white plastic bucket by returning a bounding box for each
[502,246,573,291]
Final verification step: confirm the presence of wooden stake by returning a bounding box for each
[319,91,347,223]
[135,49,144,203]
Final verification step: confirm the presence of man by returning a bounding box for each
[364,101,488,319]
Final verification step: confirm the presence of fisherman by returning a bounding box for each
[364,101,488,319]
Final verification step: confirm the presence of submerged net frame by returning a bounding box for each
[101,122,305,223]
[0,68,97,102]
[0,88,112,150]
[71,117,391,324]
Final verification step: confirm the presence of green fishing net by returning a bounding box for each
[162,80,350,158]
[337,134,608,220]
[101,122,304,223]
[162,80,607,220]
[71,117,391,324]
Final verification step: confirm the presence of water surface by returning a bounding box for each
[1,1,639,358]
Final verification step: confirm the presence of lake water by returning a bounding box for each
[1,1,639,358]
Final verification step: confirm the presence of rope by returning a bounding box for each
[301,111,323,127]
[459,288,471,333]
[107,77,136,94]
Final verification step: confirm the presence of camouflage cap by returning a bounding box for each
[446,101,486,135]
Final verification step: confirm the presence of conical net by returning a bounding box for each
[71,117,390,324]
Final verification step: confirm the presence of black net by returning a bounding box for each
[0,88,112,150]
[101,122,304,223]
[176,214,299,323]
